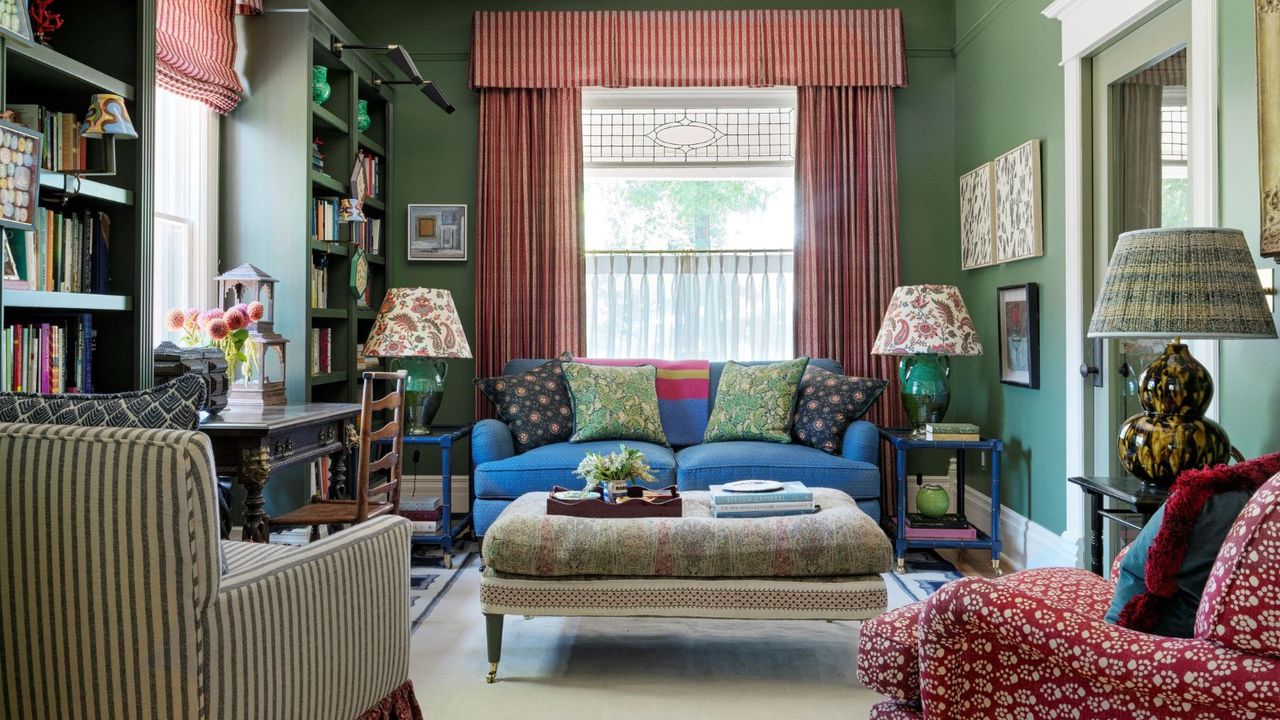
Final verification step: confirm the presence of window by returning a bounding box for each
[1160,86,1190,228]
[583,88,796,361]
[153,88,219,340]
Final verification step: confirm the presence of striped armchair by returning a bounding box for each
[0,422,422,720]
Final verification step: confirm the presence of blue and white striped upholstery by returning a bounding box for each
[0,422,414,720]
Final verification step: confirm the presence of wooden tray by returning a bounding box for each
[546,485,683,518]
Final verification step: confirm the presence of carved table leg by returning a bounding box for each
[240,447,272,543]
[326,423,356,537]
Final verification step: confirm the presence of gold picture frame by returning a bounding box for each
[1259,0,1280,259]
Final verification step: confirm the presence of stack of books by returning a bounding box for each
[7,104,87,171]
[904,513,977,540]
[3,209,111,293]
[400,496,442,534]
[310,255,329,308]
[310,328,333,375]
[355,150,383,199]
[311,198,341,241]
[710,481,815,518]
[3,315,95,394]
[924,422,980,441]
[353,217,382,255]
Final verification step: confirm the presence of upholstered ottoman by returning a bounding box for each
[479,488,893,682]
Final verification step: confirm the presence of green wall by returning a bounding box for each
[1218,1,1280,458]
[951,0,1066,534]
[333,0,960,477]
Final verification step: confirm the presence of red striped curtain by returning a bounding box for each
[794,86,903,429]
[156,0,244,114]
[474,88,586,417]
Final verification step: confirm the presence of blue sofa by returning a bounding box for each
[471,359,883,536]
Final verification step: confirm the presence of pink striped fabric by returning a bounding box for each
[235,0,263,15]
[474,88,586,419]
[470,9,907,89]
[157,0,243,114]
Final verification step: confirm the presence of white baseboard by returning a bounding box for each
[904,460,1081,572]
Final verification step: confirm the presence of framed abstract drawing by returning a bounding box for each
[996,282,1039,389]
[407,203,466,262]
[0,118,41,232]
[959,161,996,270]
[1258,0,1280,259]
[994,140,1043,264]
[0,0,33,45]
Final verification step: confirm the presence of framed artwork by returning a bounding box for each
[1258,0,1280,259]
[994,139,1043,264]
[0,118,41,232]
[407,203,466,262]
[0,0,33,45]
[996,282,1039,389]
[959,161,996,270]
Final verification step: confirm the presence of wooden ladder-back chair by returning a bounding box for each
[270,370,408,540]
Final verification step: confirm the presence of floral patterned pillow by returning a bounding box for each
[561,363,669,446]
[474,352,575,453]
[792,366,887,454]
[703,358,808,444]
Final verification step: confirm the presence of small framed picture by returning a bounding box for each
[407,203,466,261]
[0,118,41,232]
[0,0,33,45]
[996,282,1039,389]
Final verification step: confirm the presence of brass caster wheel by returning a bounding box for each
[992,559,1003,576]
[443,554,453,570]
[485,662,498,684]
[896,557,905,574]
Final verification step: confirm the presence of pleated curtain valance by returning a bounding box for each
[157,0,246,114]
[470,9,907,89]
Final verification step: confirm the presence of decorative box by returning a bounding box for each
[546,485,683,518]
[153,341,229,415]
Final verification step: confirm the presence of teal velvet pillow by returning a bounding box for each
[561,362,669,446]
[703,358,808,444]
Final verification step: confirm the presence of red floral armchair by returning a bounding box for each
[857,472,1280,720]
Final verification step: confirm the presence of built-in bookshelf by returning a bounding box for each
[222,0,391,403]
[0,7,156,393]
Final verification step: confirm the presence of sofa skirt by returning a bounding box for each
[357,680,423,720]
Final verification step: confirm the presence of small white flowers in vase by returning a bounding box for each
[565,444,656,500]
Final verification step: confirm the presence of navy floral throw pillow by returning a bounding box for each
[474,352,575,453]
[792,366,887,454]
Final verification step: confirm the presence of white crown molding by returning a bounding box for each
[1042,0,1179,62]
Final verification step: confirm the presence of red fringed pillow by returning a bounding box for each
[1113,452,1280,635]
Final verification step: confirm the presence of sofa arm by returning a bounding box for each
[917,576,1280,718]
[209,517,412,720]
[842,420,880,465]
[473,418,516,465]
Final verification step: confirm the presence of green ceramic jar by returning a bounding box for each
[915,483,950,518]
[312,65,331,105]
[356,100,371,132]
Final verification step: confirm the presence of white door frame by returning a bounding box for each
[1043,0,1219,564]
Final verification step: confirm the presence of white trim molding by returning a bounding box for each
[1044,0,1180,61]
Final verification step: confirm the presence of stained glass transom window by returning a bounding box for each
[584,107,795,165]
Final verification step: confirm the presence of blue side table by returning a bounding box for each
[377,424,472,568]
[878,428,1004,575]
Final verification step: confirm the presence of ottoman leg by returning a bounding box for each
[485,613,504,683]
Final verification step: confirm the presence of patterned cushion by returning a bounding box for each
[561,362,668,446]
[0,374,206,430]
[474,352,575,453]
[703,358,808,443]
[481,488,892,578]
[792,366,887,454]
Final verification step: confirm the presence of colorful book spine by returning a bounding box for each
[712,507,817,519]
[710,482,814,504]
[713,501,815,513]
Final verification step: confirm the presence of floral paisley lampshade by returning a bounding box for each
[872,284,982,431]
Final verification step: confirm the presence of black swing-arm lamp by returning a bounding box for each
[330,38,455,114]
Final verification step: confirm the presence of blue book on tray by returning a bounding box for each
[710,481,813,505]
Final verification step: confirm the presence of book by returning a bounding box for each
[905,513,977,540]
[710,481,813,505]
[925,422,978,433]
[713,500,815,514]
[409,520,440,534]
[712,507,817,519]
[925,432,981,441]
[906,512,969,529]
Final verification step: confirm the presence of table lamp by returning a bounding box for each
[872,284,984,432]
[1087,227,1276,486]
[362,288,472,434]
[74,93,137,177]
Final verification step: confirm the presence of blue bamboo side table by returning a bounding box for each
[878,428,1004,575]
[377,424,472,568]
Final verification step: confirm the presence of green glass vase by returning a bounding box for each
[899,354,950,430]
[915,483,950,518]
[356,99,371,132]
[393,357,447,435]
[311,65,331,105]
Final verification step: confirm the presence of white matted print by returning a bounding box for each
[994,140,1042,263]
[407,204,467,262]
[959,162,995,270]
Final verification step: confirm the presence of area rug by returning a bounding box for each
[885,548,966,606]
[409,542,478,634]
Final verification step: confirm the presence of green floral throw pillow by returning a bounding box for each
[561,363,669,446]
[704,358,809,444]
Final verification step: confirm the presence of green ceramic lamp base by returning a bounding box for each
[393,357,447,435]
[899,354,951,431]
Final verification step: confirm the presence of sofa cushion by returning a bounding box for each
[792,366,887,454]
[475,440,676,499]
[562,362,668,446]
[675,441,880,499]
[703,358,807,444]
[482,488,891,578]
[0,373,207,430]
[474,352,574,453]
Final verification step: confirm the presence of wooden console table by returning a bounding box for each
[200,403,361,542]
[1067,475,1168,575]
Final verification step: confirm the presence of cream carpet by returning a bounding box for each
[407,561,896,720]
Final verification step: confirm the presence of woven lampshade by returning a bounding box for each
[871,284,983,356]
[363,288,472,358]
[1088,228,1276,339]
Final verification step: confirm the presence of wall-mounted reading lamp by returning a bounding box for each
[330,37,456,114]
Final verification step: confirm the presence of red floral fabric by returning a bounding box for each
[356,680,423,720]
[870,700,924,720]
[1196,473,1280,657]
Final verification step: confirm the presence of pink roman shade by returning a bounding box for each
[470,9,907,89]
[156,0,243,114]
